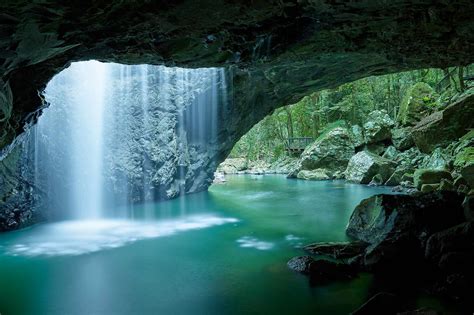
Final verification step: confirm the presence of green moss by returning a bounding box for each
[398,82,439,126]
[454,147,474,169]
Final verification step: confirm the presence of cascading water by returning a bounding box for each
[30,61,229,220]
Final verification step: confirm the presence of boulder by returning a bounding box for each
[217,158,247,174]
[412,92,474,153]
[345,151,396,184]
[421,148,451,170]
[398,82,439,127]
[363,110,395,144]
[438,178,454,191]
[369,174,384,186]
[296,169,330,181]
[304,241,368,259]
[298,127,354,176]
[420,183,440,192]
[346,192,466,266]
[413,169,452,190]
[385,167,414,186]
[287,256,357,284]
[350,125,365,148]
[391,128,414,151]
[382,146,398,160]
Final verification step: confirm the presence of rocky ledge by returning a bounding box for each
[288,191,474,313]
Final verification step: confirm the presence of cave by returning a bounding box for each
[0,1,474,314]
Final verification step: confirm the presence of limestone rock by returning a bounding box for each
[421,148,451,170]
[412,92,474,153]
[382,146,398,160]
[345,151,396,184]
[398,82,439,126]
[217,158,248,174]
[350,125,365,148]
[391,128,414,151]
[413,169,452,190]
[363,110,394,144]
[298,127,354,176]
[297,169,330,181]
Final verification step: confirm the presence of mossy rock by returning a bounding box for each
[398,82,439,126]
[454,147,474,169]
[414,169,452,190]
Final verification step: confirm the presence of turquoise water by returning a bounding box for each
[0,176,397,314]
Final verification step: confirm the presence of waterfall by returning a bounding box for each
[30,61,229,220]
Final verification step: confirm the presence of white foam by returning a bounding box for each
[3,215,238,257]
[236,236,274,250]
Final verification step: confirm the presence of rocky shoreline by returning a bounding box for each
[217,88,474,197]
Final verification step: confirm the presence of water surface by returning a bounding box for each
[0,176,400,314]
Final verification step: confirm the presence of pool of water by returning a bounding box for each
[0,176,413,314]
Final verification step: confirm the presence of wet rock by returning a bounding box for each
[391,128,414,151]
[413,169,452,190]
[304,241,368,259]
[369,174,384,186]
[412,92,474,153]
[346,192,466,266]
[298,127,354,176]
[296,169,330,181]
[287,256,315,274]
[363,110,394,144]
[398,82,439,127]
[345,151,396,184]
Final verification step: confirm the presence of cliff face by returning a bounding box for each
[1,1,474,229]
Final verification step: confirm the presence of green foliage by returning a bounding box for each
[231,65,474,162]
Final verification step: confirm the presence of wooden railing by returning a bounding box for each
[286,137,313,153]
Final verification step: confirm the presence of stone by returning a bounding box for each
[346,192,466,266]
[363,143,386,155]
[412,93,474,153]
[298,127,354,176]
[382,146,398,160]
[363,110,395,144]
[287,256,357,284]
[385,167,413,186]
[391,128,414,151]
[304,241,368,259]
[398,82,439,126]
[369,174,384,186]
[413,169,452,190]
[420,183,440,192]
[296,169,330,181]
[438,178,454,191]
[213,172,226,184]
[287,256,315,274]
[345,151,396,184]
[350,125,365,148]
[421,148,451,170]
[217,158,248,174]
